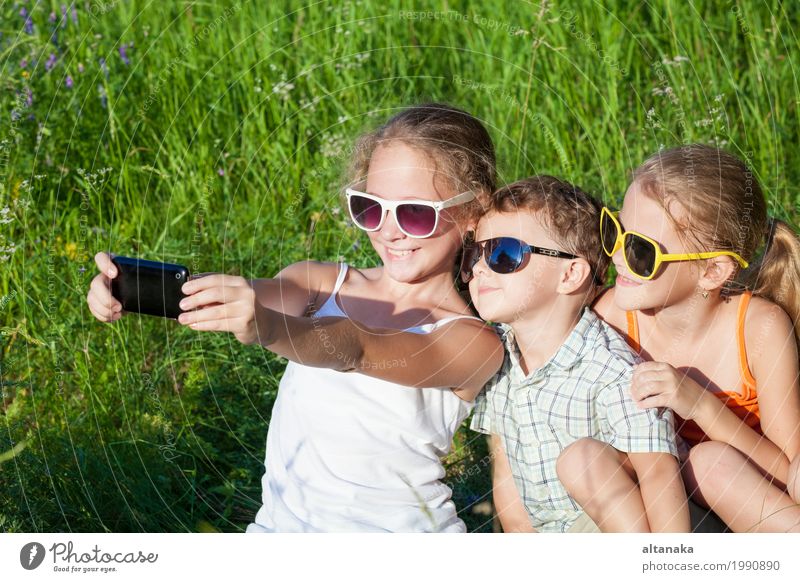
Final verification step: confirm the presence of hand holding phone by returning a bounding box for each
[108,254,190,319]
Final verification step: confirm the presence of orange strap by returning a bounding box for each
[625,310,641,353]
[737,291,757,390]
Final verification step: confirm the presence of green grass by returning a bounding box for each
[0,0,798,532]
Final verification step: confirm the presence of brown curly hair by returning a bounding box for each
[487,175,609,298]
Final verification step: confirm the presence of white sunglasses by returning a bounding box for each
[344,187,475,238]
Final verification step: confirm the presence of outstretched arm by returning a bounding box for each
[178,268,504,399]
[251,305,503,399]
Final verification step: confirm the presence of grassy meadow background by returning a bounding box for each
[1,0,799,532]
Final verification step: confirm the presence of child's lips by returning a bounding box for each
[616,272,642,287]
[478,286,499,295]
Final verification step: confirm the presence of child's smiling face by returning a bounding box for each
[363,142,465,283]
[469,209,569,324]
[612,179,711,311]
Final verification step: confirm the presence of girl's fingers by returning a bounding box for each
[95,251,117,278]
[182,274,246,295]
[183,316,246,332]
[631,380,664,402]
[89,274,121,311]
[636,394,664,409]
[633,368,667,386]
[180,286,246,310]
[180,286,225,310]
[88,299,120,323]
[179,303,241,325]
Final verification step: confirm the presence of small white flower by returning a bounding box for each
[272,80,295,100]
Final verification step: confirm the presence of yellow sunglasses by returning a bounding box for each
[600,207,749,281]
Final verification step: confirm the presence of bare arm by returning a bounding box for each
[178,264,504,397]
[254,305,504,399]
[247,260,330,317]
[693,302,800,485]
[490,434,535,533]
[628,452,689,532]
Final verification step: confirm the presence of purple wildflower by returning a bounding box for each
[119,43,130,66]
[218,168,225,176]
[61,5,68,28]
[99,57,108,78]
[20,58,28,69]
[21,8,34,34]
[50,11,57,23]
[45,53,57,72]
[78,63,84,73]
[65,75,74,88]
[72,4,78,25]
[26,88,33,108]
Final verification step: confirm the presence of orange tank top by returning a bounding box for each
[623,291,762,448]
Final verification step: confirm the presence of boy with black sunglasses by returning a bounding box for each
[465,176,689,533]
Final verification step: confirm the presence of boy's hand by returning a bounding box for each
[630,361,705,420]
[87,251,126,323]
[177,274,261,346]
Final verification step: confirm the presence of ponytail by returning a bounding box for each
[743,217,800,348]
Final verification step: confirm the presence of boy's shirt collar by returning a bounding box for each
[496,307,597,376]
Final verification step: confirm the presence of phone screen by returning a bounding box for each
[110,255,190,319]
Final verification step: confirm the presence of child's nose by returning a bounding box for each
[471,253,490,278]
[378,209,406,240]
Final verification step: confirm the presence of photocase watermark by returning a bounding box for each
[557,8,628,77]
[141,371,179,464]
[189,175,214,277]
[87,0,124,18]
[139,3,243,117]
[452,75,572,173]
[398,10,527,36]
[452,75,521,108]
[306,302,408,372]
[736,150,756,255]
[19,540,159,573]
[0,289,17,311]
[730,1,752,38]
[46,251,67,396]
[649,58,690,145]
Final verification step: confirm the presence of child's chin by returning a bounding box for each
[473,304,509,324]
[613,286,660,312]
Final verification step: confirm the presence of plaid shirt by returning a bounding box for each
[471,307,679,532]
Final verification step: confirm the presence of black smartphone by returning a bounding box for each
[110,255,190,320]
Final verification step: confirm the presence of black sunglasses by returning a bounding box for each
[460,237,578,283]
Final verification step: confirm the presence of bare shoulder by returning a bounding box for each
[591,286,629,336]
[275,260,341,310]
[742,293,797,363]
[276,260,339,287]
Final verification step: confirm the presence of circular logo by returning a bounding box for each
[20,542,46,570]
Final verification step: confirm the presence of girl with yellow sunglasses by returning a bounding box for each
[557,144,800,532]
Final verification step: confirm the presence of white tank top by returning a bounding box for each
[246,263,481,532]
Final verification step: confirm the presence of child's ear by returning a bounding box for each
[557,258,592,295]
[699,256,737,292]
